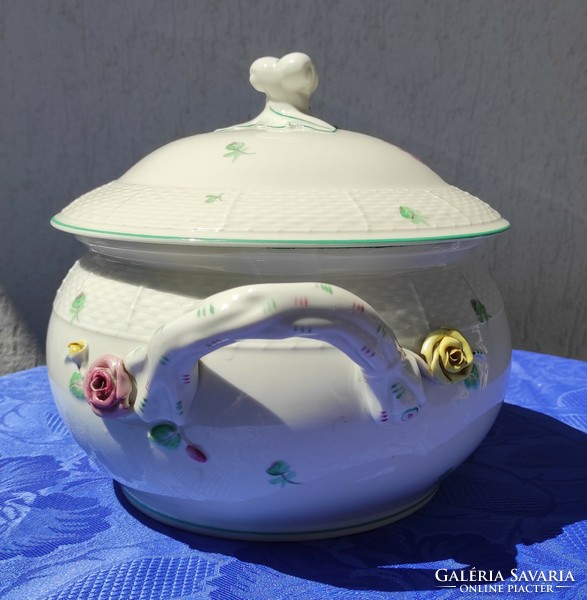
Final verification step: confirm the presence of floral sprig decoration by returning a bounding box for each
[266,460,301,487]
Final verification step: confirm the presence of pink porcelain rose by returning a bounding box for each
[83,354,134,418]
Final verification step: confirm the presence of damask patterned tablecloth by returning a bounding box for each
[1,350,586,599]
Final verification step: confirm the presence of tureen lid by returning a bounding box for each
[52,52,509,248]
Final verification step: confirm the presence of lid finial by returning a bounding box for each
[217,52,336,133]
[249,52,318,114]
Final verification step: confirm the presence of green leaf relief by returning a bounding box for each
[399,206,428,225]
[148,423,182,450]
[223,142,254,162]
[204,193,223,204]
[68,371,85,399]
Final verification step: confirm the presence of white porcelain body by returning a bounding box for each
[47,247,510,539]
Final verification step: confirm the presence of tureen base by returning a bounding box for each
[121,485,439,541]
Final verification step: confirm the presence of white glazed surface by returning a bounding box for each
[51,52,509,247]
[47,53,511,539]
[47,252,510,539]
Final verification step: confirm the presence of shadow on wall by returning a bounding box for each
[0,288,46,374]
[0,230,83,375]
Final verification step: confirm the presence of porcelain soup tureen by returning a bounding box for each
[48,52,511,540]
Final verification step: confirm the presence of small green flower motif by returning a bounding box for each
[70,292,86,322]
[148,423,182,450]
[204,193,223,204]
[68,371,85,399]
[471,299,491,323]
[266,460,301,487]
[399,205,428,225]
[224,142,254,162]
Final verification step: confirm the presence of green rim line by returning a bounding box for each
[121,485,438,538]
[51,216,510,246]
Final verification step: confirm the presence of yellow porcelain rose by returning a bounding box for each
[420,328,474,384]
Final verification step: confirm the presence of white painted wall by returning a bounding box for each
[1,1,586,373]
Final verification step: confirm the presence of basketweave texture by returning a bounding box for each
[53,256,503,346]
[53,181,505,243]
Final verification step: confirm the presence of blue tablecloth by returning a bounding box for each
[1,350,586,599]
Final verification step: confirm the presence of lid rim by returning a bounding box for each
[52,180,507,245]
[51,215,510,248]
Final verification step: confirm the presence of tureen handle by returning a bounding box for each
[124,282,425,425]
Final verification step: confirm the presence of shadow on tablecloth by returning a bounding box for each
[115,403,587,593]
